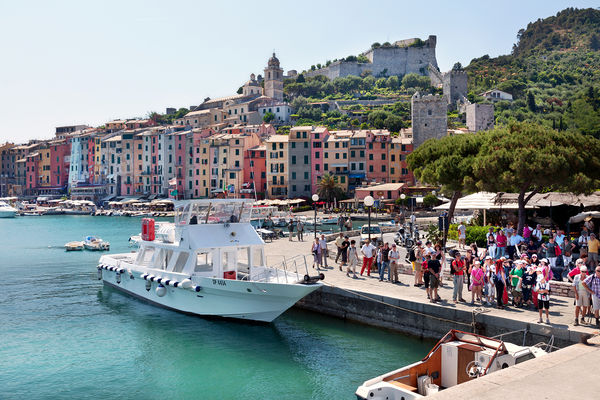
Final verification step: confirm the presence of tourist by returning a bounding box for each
[360,239,376,276]
[509,230,525,260]
[296,219,304,242]
[522,264,537,308]
[530,253,540,266]
[335,233,345,264]
[532,224,543,246]
[464,249,474,291]
[494,259,507,309]
[346,240,359,279]
[451,252,466,303]
[535,268,551,324]
[375,244,383,278]
[561,236,575,272]
[412,242,424,286]
[542,237,559,271]
[586,233,599,269]
[486,227,496,260]
[379,242,390,282]
[509,261,524,307]
[457,222,466,250]
[345,217,352,231]
[469,243,479,260]
[495,229,507,260]
[584,217,595,233]
[567,258,585,282]
[526,238,539,259]
[338,215,345,232]
[483,256,496,306]
[539,258,553,281]
[423,254,431,300]
[578,229,589,253]
[582,266,600,327]
[339,236,350,271]
[319,234,328,268]
[288,219,295,241]
[523,223,532,241]
[389,244,400,283]
[433,244,445,285]
[555,229,566,245]
[470,260,485,304]
[311,238,321,270]
[428,253,442,303]
[424,241,435,257]
[573,266,590,326]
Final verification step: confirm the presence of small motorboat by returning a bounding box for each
[84,236,110,251]
[321,216,338,225]
[356,329,547,399]
[0,201,18,218]
[64,241,84,251]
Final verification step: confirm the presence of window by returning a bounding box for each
[369,165,374,172]
[369,154,373,160]
[292,172,296,179]
[381,143,385,150]
[315,152,320,159]
[291,142,296,149]
[391,167,395,174]
[292,185,296,192]
[324,163,328,171]
[381,154,386,160]
[368,143,373,150]
[194,252,213,272]
[304,171,309,179]
[291,155,296,164]
[324,153,328,159]
[304,155,309,164]
[360,150,365,157]
[381,165,386,172]
[351,150,355,157]
[391,154,396,162]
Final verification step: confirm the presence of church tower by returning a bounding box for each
[264,52,283,102]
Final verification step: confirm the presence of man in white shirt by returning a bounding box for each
[531,224,543,245]
[457,222,466,250]
[319,234,328,268]
[389,244,400,283]
[360,239,376,276]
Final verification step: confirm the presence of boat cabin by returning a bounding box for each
[134,200,270,281]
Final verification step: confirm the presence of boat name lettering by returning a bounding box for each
[212,279,227,286]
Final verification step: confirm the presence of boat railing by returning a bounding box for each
[251,255,309,284]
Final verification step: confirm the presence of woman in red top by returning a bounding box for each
[496,230,508,259]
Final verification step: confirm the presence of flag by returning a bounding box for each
[168,177,176,186]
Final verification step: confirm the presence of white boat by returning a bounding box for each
[84,236,110,251]
[97,199,324,323]
[321,216,338,225]
[356,329,547,399]
[0,201,18,218]
[65,241,84,251]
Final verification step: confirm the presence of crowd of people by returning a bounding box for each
[308,219,600,328]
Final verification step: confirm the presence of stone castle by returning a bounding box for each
[305,36,438,80]
[428,64,468,107]
[411,92,448,148]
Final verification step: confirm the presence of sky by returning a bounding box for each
[0,0,598,143]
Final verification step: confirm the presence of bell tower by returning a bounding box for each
[263,52,283,102]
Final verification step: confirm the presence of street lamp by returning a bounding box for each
[312,194,319,238]
[364,195,374,242]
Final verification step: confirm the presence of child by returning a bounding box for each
[536,268,551,324]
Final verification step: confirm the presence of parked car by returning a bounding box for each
[360,224,383,246]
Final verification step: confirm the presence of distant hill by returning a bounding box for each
[465,8,600,136]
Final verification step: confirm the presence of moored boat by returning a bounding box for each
[96,199,324,322]
[0,201,18,218]
[356,329,547,399]
[84,236,110,251]
[65,241,84,251]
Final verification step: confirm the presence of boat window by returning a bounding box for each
[138,248,155,266]
[237,247,250,270]
[195,252,213,272]
[515,352,535,364]
[157,249,173,270]
[252,247,264,266]
[173,252,189,273]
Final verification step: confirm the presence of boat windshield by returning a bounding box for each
[175,201,253,225]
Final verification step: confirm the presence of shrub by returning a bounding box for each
[447,224,494,247]
[292,205,312,213]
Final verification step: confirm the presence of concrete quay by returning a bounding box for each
[264,232,600,348]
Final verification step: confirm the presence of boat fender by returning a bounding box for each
[149,275,155,282]
[319,273,325,281]
[145,280,151,291]
[173,281,179,288]
[304,274,310,283]
[194,286,202,292]
[164,280,171,286]
[97,267,102,280]
[156,284,166,297]
[157,278,162,284]
[180,279,193,289]
[141,273,148,280]
[116,271,121,284]
[118,268,125,274]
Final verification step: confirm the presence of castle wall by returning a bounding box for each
[466,103,494,132]
[411,93,447,149]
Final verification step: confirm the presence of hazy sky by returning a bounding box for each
[0,0,597,143]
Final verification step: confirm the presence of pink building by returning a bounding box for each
[243,145,266,199]
[365,130,390,184]
[49,140,70,188]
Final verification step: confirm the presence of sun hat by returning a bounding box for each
[580,266,588,272]
[485,255,492,260]
[540,258,549,264]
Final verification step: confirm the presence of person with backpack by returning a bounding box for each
[408,243,420,286]
[536,268,551,324]
[542,236,559,271]
[573,266,590,326]
[494,259,507,309]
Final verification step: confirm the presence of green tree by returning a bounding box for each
[527,91,536,112]
[263,112,275,123]
[473,122,600,233]
[290,96,308,111]
[401,73,430,90]
[407,133,483,237]
[317,173,344,202]
[423,194,439,208]
[567,98,600,138]
[386,75,400,90]
[296,73,305,83]
[237,87,243,94]
[452,62,463,71]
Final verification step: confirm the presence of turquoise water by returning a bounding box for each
[0,216,432,399]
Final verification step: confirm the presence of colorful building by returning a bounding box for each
[288,126,313,197]
[365,130,390,184]
[265,135,289,198]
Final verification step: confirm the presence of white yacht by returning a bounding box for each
[0,201,18,218]
[97,199,324,322]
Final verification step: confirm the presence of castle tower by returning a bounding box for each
[411,92,448,149]
[264,53,283,102]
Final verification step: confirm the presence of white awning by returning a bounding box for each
[434,192,536,210]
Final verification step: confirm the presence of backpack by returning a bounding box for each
[450,260,457,275]
[555,245,562,256]
[408,247,417,262]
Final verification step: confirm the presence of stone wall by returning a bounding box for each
[466,103,494,132]
[305,36,438,80]
[411,92,447,148]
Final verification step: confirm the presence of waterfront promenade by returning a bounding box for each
[264,231,600,345]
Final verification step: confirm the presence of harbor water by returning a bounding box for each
[0,216,432,399]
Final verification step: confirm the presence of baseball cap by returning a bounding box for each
[485,255,492,260]
[540,258,549,264]
[580,266,588,272]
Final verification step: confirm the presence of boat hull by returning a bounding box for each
[99,267,322,323]
[0,210,16,218]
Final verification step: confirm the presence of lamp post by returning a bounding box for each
[312,194,319,238]
[364,195,374,242]
[400,193,406,221]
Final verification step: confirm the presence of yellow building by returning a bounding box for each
[323,133,350,192]
[388,137,414,184]
[38,144,52,187]
[265,134,289,198]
